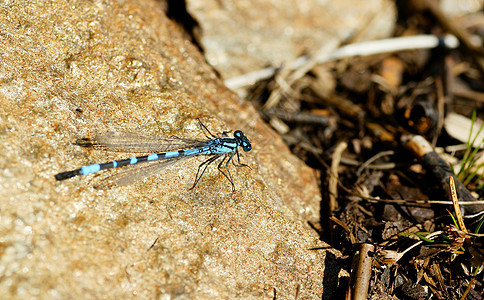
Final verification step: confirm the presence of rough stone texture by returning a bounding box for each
[0,0,336,298]
[187,0,396,79]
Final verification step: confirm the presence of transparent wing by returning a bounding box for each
[92,151,208,189]
[77,132,208,153]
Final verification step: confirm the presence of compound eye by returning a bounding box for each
[243,143,252,152]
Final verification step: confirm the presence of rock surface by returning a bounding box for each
[187,0,396,79]
[0,0,334,298]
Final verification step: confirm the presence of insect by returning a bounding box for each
[55,121,252,191]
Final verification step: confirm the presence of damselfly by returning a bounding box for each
[55,121,252,191]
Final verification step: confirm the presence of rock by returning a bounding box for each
[0,0,332,298]
[187,0,396,80]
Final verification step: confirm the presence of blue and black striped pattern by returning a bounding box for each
[55,124,252,190]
